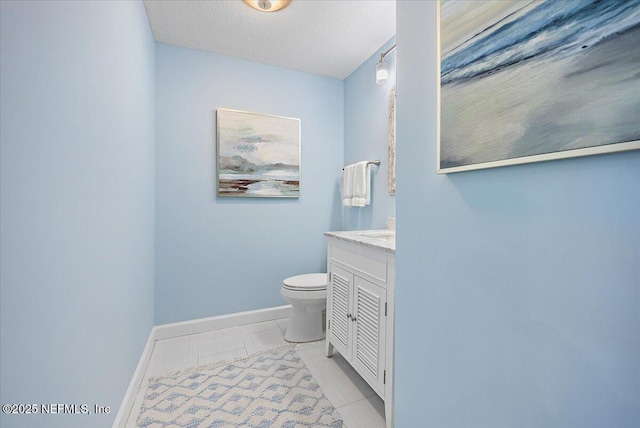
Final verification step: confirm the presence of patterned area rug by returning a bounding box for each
[137,345,343,427]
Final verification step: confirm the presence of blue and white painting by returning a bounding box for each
[439,0,640,173]
[217,109,300,197]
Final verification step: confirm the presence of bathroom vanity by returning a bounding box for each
[324,230,395,428]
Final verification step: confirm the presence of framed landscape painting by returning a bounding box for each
[217,109,300,197]
[438,0,640,173]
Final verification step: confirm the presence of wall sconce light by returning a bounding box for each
[376,44,396,85]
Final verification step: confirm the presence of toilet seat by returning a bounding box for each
[282,273,327,292]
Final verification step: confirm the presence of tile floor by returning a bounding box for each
[125,318,386,428]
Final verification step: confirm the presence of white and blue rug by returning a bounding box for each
[137,346,343,427]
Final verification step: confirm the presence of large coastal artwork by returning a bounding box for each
[217,109,300,197]
[438,0,640,173]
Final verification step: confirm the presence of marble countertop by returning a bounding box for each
[324,230,395,254]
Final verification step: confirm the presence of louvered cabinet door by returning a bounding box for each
[328,265,353,359]
[352,276,386,396]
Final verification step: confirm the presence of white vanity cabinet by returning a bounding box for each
[324,232,395,428]
[328,265,388,393]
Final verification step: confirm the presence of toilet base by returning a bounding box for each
[284,305,325,343]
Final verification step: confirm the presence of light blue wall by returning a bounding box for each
[395,2,640,427]
[155,44,344,324]
[0,1,155,427]
[343,38,396,230]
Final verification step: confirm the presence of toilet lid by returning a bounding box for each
[282,273,327,292]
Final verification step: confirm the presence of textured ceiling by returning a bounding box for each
[143,0,396,80]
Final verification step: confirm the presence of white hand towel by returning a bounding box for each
[342,164,355,206]
[351,161,370,207]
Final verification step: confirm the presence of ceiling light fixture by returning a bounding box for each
[376,44,396,85]
[243,0,292,12]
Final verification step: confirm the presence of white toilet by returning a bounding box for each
[280,273,327,343]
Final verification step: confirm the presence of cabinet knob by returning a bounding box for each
[352,317,357,322]
[347,313,351,319]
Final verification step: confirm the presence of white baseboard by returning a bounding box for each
[112,305,291,427]
[112,327,157,428]
[153,305,292,340]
